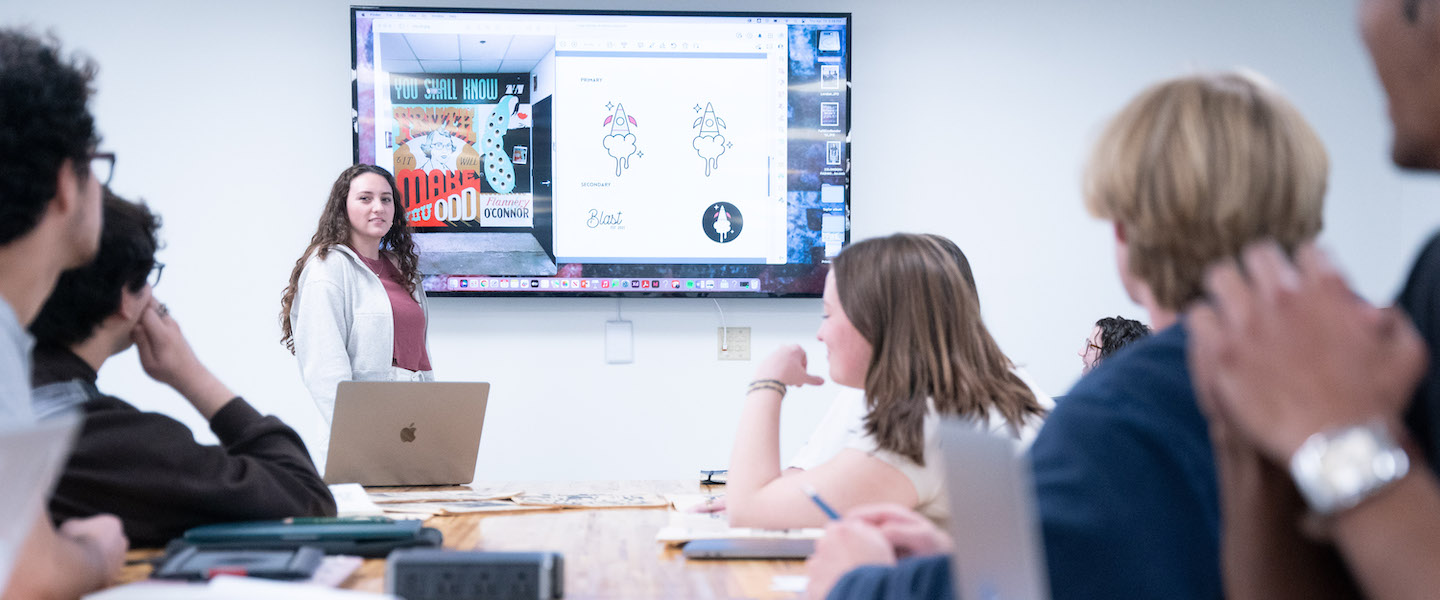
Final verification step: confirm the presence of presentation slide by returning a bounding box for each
[552,53,779,264]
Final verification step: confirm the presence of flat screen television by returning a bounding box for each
[352,7,851,297]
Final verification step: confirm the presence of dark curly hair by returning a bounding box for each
[1095,316,1151,363]
[30,188,159,348]
[279,164,419,353]
[0,29,98,245]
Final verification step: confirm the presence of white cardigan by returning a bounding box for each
[291,244,433,427]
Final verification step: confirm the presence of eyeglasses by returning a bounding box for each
[89,152,116,187]
[1084,341,1102,354]
[147,262,165,288]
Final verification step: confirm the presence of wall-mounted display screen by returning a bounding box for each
[352,7,851,296]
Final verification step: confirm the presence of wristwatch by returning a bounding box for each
[1289,419,1411,516]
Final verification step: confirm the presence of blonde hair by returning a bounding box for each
[833,234,1046,465]
[1084,71,1328,310]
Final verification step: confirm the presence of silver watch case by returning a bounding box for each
[1289,419,1410,516]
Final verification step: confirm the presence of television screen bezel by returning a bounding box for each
[351,5,852,298]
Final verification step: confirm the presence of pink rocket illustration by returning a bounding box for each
[713,204,733,241]
[603,103,639,177]
[603,104,638,133]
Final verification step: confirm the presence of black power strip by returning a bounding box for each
[386,549,564,599]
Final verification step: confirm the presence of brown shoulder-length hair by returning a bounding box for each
[833,233,1046,465]
[279,164,419,353]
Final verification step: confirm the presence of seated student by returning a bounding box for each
[786,234,1050,472]
[1079,315,1150,374]
[727,233,1051,530]
[1185,2,1440,598]
[805,70,1329,599]
[1,27,128,599]
[29,190,336,547]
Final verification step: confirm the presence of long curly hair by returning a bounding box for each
[834,233,1047,466]
[279,164,419,353]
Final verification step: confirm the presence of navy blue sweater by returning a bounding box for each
[829,325,1221,600]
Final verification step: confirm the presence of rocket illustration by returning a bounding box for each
[692,102,728,177]
[602,103,639,177]
[603,104,638,133]
[692,102,726,133]
[713,204,733,241]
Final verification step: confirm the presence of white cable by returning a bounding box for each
[616,297,623,320]
[713,298,728,351]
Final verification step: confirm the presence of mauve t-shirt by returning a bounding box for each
[357,253,431,372]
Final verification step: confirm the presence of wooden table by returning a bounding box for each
[121,481,806,599]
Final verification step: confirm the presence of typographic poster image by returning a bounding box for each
[389,73,533,230]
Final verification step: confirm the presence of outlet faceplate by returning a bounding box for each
[718,327,751,360]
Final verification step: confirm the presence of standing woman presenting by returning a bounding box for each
[279,165,433,458]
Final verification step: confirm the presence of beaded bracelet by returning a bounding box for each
[747,379,788,397]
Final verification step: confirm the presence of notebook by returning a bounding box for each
[0,414,81,592]
[681,538,814,560]
[938,419,1051,600]
[324,382,489,486]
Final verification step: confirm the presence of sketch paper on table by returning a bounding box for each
[329,483,387,517]
[382,500,553,515]
[664,494,724,514]
[655,512,824,547]
[367,488,523,504]
[511,493,669,508]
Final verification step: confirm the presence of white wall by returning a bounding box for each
[9,0,1440,481]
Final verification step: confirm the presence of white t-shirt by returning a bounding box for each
[0,299,35,425]
[786,367,1053,526]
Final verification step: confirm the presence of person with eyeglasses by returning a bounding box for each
[1079,316,1150,375]
[26,189,335,547]
[0,28,129,600]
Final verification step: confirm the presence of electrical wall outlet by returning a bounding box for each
[605,320,633,364]
[718,327,751,360]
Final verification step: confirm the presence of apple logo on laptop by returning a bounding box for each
[400,423,416,443]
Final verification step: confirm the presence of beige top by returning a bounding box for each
[790,368,1053,526]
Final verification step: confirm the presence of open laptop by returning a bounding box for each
[324,381,489,487]
[939,419,1051,600]
[0,414,81,592]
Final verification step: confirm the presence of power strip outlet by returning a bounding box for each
[386,549,563,600]
[718,327,751,360]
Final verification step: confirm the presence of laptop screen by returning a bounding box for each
[938,418,1051,600]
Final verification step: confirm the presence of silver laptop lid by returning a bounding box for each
[325,382,489,486]
[939,418,1051,600]
[0,414,81,591]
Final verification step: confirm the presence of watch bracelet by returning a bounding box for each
[1288,418,1412,516]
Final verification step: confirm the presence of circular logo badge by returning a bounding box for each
[702,202,743,243]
